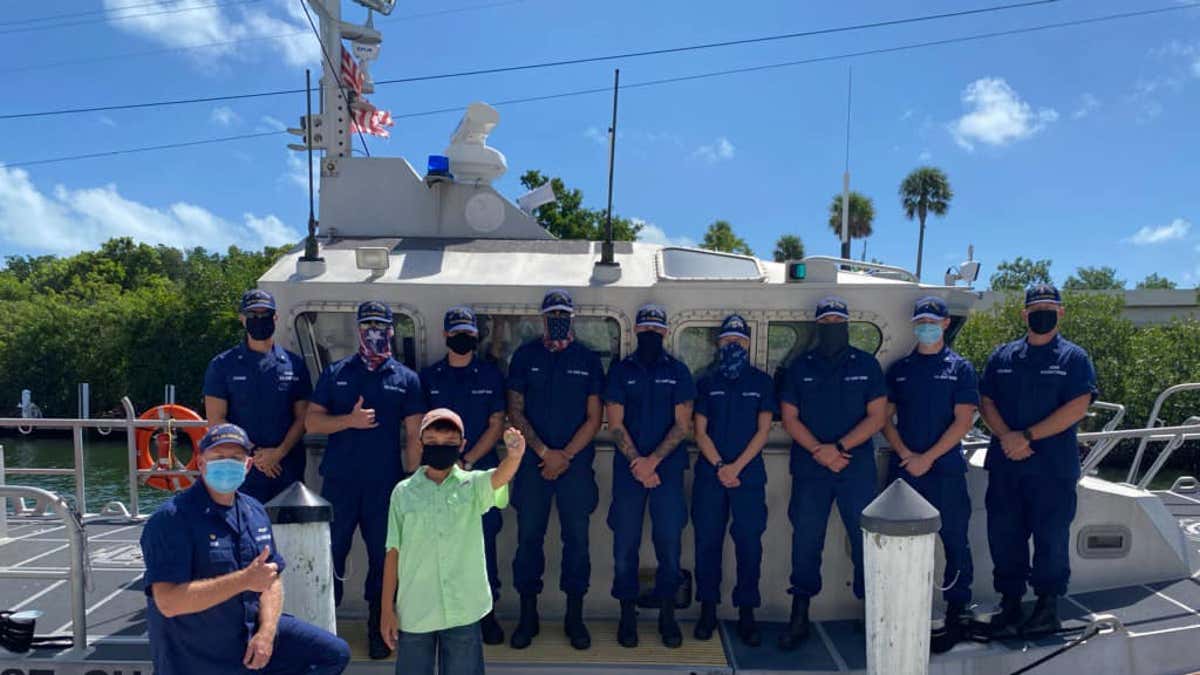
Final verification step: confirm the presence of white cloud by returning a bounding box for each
[900,109,915,121]
[258,115,288,132]
[1071,93,1100,120]
[949,77,1058,151]
[584,126,608,145]
[101,0,319,69]
[285,152,321,191]
[1126,218,1191,245]
[635,219,695,247]
[692,137,735,164]
[0,165,299,254]
[918,150,932,161]
[210,106,240,127]
[97,115,117,127]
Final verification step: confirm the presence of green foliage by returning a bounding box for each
[0,238,289,416]
[518,170,641,241]
[827,191,875,240]
[1064,265,1125,290]
[899,166,953,223]
[1136,273,1177,290]
[989,257,1053,290]
[773,235,805,262]
[701,220,753,255]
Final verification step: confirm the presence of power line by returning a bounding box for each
[6,1,1199,168]
[2,131,284,169]
[0,0,265,36]
[0,0,184,27]
[0,0,1060,120]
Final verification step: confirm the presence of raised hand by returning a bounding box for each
[347,396,379,430]
[242,546,279,593]
[503,427,526,461]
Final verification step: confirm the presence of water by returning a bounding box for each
[0,434,175,514]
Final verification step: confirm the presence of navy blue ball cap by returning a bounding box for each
[541,288,575,315]
[357,300,394,324]
[912,296,949,321]
[199,423,254,454]
[718,314,750,340]
[1025,283,1062,307]
[444,305,478,334]
[240,289,275,313]
[635,304,668,329]
[815,295,850,320]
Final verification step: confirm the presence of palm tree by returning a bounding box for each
[773,234,805,262]
[827,192,875,248]
[899,166,953,280]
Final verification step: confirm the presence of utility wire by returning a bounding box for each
[0,0,265,36]
[0,0,185,26]
[2,131,284,169]
[0,0,1062,120]
[296,0,370,157]
[5,1,1199,167]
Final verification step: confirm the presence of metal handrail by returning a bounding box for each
[1127,383,1200,483]
[802,255,921,283]
[1135,416,1200,489]
[1078,401,1127,474]
[0,486,87,653]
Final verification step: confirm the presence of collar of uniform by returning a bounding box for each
[805,347,855,367]
[352,353,401,373]
[237,340,287,362]
[183,481,246,533]
[413,464,469,489]
[438,354,478,373]
[1018,332,1062,357]
[627,350,674,371]
[910,345,950,360]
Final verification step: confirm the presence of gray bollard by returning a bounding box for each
[265,482,337,635]
[861,479,941,675]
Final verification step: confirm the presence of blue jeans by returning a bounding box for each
[261,614,351,675]
[394,622,484,675]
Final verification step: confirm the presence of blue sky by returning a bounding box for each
[1,0,1198,287]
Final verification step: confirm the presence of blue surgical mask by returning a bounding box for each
[204,458,248,494]
[717,342,748,380]
[914,323,944,346]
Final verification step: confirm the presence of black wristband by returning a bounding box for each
[1022,429,1034,442]
[835,440,847,454]
[715,460,725,470]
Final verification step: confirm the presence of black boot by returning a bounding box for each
[777,595,810,651]
[367,599,391,660]
[509,594,540,649]
[480,608,505,646]
[659,597,682,648]
[1019,595,1061,638]
[989,594,1024,638]
[931,602,966,654]
[737,606,761,647]
[693,601,718,641]
[617,599,638,648]
[564,594,591,650]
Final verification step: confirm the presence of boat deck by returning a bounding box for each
[0,490,1197,674]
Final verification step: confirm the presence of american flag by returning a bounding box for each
[341,46,392,137]
[340,47,363,95]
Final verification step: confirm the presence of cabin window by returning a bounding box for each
[475,314,622,375]
[659,247,764,280]
[295,310,418,378]
[766,320,883,379]
[1076,525,1131,559]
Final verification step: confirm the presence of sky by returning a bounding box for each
[0,0,1198,287]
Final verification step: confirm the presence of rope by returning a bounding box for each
[1007,622,1105,675]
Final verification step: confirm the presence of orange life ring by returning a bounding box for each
[135,404,207,492]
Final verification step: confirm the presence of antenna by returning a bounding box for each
[301,69,322,262]
[840,66,852,260]
[600,68,620,268]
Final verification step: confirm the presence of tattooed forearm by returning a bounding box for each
[611,426,640,462]
[507,390,546,455]
[652,402,693,460]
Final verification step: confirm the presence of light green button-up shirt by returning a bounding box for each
[385,466,509,633]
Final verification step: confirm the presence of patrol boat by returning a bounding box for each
[2,1,1200,672]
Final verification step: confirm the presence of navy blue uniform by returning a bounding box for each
[311,354,424,604]
[604,352,696,601]
[780,347,886,599]
[421,355,507,598]
[507,339,605,596]
[980,334,1097,597]
[692,366,778,608]
[141,482,350,675]
[203,343,312,504]
[886,347,979,604]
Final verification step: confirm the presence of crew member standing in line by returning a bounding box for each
[979,284,1097,638]
[691,314,777,647]
[420,305,508,645]
[605,304,695,649]
[882,296,978,650]
[204,289,311,504]
[778,296,887,650]
[306,301,424,660]
[506,289,605,651]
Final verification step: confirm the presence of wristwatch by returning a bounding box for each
[714,460,725,470]
[835,440,847,454]
[1022,429,1034,442]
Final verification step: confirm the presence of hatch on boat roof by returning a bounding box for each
[656,247,765,281]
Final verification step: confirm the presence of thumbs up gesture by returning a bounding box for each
[243,546,279,593]
[347,396,378,429]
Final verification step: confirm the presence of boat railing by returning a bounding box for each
[0,396,206,519]
[0,485,87,653]
[1126,383,1200,483]
[802,255,922,283]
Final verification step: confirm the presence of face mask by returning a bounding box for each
[717,342,748,380]
[245,315,275,341]
[913,323,943,346]
[358,326,393,370]
[422,444,459,470]
[446,332,478,356]
[546,316,572,342]
[1027,309,1059,335]
[816,322,850,358]
[204,458,248,494]
[635,331,664,364]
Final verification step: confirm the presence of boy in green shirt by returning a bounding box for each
[380,408,524,675]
